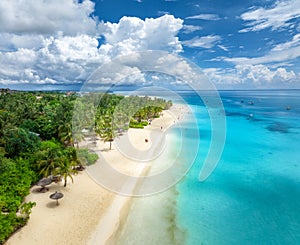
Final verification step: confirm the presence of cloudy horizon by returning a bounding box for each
[0,0,300,90]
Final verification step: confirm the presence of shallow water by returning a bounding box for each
[178,90,300,244]
[117,90,300,244]
[115,131,187,245]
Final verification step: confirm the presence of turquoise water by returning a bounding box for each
[177,90,300,244]
[116,90,300,244]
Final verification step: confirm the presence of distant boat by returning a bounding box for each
[286,105,291,110]
[247,113,254,120]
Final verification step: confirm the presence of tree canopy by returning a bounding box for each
[0,89,171,243]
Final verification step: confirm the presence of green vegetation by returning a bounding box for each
[77,148,98,166]
[0,89,171,243]
[129,119,148,128]
[0,154,37,244]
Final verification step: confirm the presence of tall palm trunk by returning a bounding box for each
[64,176,67,187]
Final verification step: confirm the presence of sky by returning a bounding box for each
[0,0,300,90]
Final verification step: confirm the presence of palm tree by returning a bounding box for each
[55,157,78,187]
[96,113,117,150]
[36,140,63,177]
[73,129,85,148]
[37,141,79,186]
[58,121,73,147]
[102,131,115,150]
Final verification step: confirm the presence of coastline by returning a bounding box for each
[87,103,190,244]
[6,104,190,245]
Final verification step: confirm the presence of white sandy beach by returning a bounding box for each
[6,104,190,245]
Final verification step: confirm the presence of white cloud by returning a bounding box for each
[217,45,229,52]
[223,33,300,65]
[0,14,184,86]
[203,64,298,89]
[0,35,104,86]
[183,35,221,48]
[225,49,300,65]
[100,15,183,55]
[0,33,45,51]
[235,64,296,85]
[240,0,300,32]
[271,33,300,51]
[83,50,216,91]
[186,14,220,21]
[158,11,170,16]
[203,68,241,86]
[181,25,202,33]
[90,64,146,85]
[0,0,98,36]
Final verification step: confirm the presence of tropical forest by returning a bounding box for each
[0,89,172,244]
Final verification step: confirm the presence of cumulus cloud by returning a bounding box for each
[0,33,45,51]
[239,0,300,32]
[203,64,298,89]
[0,35,106,86]
[0,13,184,87]
[0,0,298,90]
[235,65,296,86]
[82,50,215,92]
[100,15,183,55]
[203,68,240,86]
[186,14,220,21]
[0,0,98,35]
[182,35,221,48]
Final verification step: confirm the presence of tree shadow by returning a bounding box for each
[31,183,65,195]
[31,187,45,194]
[100,148,111,152]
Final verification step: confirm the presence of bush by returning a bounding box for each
[77,148,98,166]
[87,153,99,165]
[0,155,37,244]
[0,211,30,245]
[129,120,148,129]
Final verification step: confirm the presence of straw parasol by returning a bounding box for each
[37,177,52,192]
[49,191,64,206]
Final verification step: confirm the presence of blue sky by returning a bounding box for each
[0,0,300,90]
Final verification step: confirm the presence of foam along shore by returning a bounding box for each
[87,103,190,244]
[6,104,190,245]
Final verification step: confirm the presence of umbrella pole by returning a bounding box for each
[56,200,59,206]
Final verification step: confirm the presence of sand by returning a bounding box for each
[6,104,190,245]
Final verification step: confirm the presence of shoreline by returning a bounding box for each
[87,103,189,244]
[6,104,190,245]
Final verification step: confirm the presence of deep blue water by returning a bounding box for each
[177,90,300,244]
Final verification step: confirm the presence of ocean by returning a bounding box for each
[116,90,300,244]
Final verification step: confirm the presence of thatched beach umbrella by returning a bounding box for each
[37,177,52,192]
[49,191,64,206]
